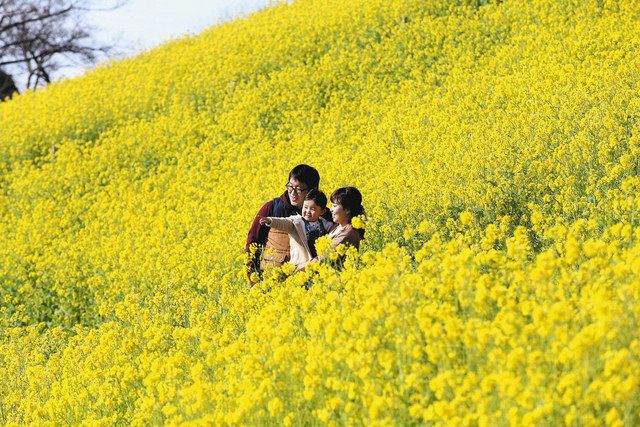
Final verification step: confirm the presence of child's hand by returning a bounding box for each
[259,217,271,226]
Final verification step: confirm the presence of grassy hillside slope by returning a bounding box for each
[1,0,639,424]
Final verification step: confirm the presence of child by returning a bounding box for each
[259,189,333,271]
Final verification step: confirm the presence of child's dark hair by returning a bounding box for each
[304,189,327,210]
[330,187,366,238]
[289,164,320,189]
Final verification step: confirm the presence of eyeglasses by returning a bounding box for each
[286,183,309,194]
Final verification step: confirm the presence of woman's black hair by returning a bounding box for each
[304,189,328,210]
[289,164,320,189]
[330,186,365,238]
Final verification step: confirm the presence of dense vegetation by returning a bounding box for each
[1,0,639,424]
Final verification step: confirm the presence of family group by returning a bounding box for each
[245,164,365,284]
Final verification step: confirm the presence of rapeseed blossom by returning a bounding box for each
[1,0,640,424]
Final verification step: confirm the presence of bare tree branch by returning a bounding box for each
[0,0,126,94]
[0,5,73,34]
[74,0,125,12]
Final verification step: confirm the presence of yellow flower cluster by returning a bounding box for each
[1,0,639,424]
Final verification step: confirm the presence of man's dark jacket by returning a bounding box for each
[246,192,298,276]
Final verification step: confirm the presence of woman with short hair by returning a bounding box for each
[327,186,365,250]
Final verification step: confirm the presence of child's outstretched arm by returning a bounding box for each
[259,216,296,235]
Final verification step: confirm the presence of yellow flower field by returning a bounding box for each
[1,0,639,424]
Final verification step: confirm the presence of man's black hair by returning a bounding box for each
[289,164,320,189]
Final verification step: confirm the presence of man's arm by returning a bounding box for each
[246,199,275,283]
[246,200,275,253]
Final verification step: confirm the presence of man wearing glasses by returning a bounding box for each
[246,164,321,284]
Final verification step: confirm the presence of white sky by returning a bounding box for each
[62,0,276,79]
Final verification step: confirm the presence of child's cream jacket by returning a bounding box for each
[266,215,333,271]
